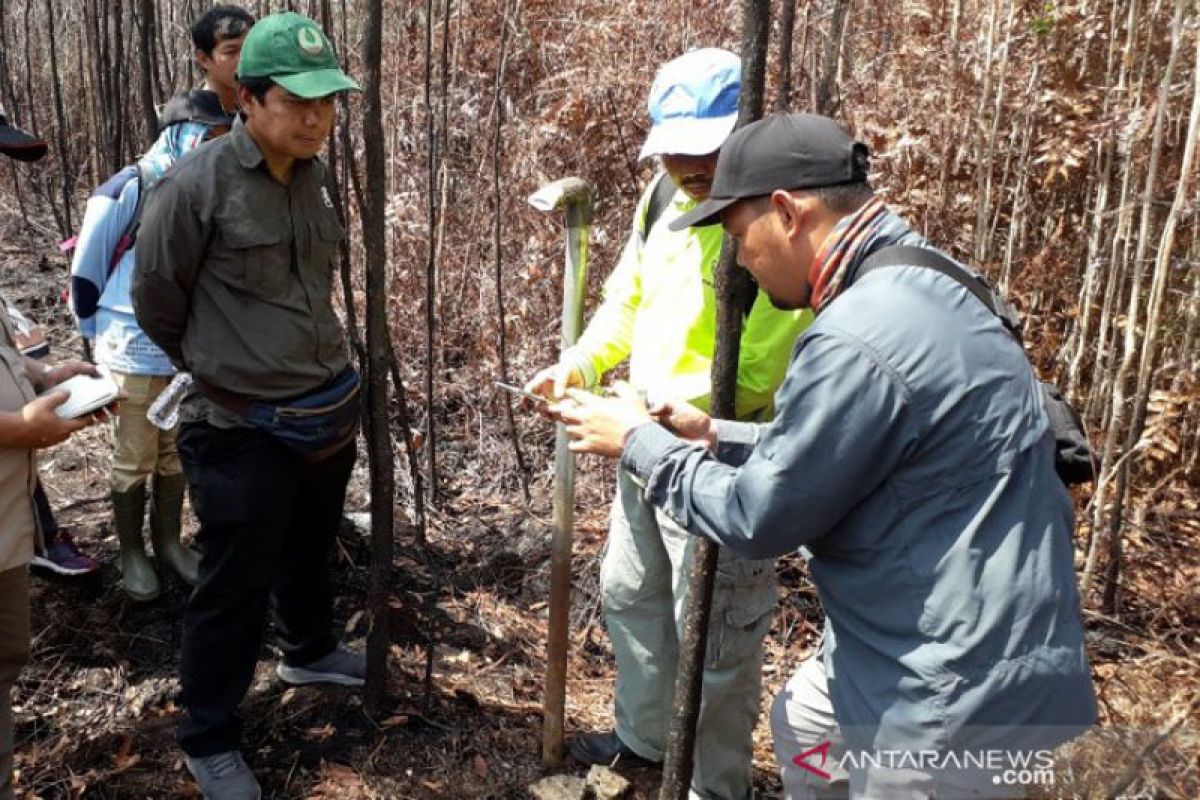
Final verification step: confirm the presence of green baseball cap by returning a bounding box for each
[236,12,361,98]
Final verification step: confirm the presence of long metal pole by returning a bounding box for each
[529,178,594,768]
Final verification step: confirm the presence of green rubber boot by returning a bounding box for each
[112,484,161,602]
[149,473,199,586]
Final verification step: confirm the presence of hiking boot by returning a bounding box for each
[185,750,261,800]
[277,644,365,687]
[31,527,99,576]
[149,473,199,585]
[112,484,160,602]
[568,730,661,768]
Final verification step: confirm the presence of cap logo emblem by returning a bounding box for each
[297,27,325,56]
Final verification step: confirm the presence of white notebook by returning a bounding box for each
[44,373,121,419]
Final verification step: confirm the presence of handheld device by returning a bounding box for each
[43,372,121,419]
[494,381,550,405]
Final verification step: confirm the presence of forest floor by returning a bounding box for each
[0,218,1197,799]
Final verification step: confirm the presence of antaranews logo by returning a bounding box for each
[792,741,1056,789]
[792,741,833,781]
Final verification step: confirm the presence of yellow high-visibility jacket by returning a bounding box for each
[562,174,812,420]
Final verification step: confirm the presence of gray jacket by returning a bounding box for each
[622,243,1096,754]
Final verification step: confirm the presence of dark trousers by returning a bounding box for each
[176,421,355,756]
[32,480,57,542]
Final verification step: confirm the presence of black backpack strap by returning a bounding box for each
[639,171,759,319]
[856,245,1022,341]
[639,171,678,242]
[125,164,150,247]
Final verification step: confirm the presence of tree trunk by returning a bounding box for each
[774,0,796,112]
[490,1,529,502]
[0,8,29,223]
[424,0,441,503]
[659,2,769,797]
[973,0,1017,268]
[1066,0,1123,400]
[137,0,158,144]
[813,0,849,117]
[1082,0,1183,608]
[45,0,73,236]
[360,0,397,713]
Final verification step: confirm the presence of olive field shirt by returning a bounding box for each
[132,117,348,416]
[622,244,1097,756]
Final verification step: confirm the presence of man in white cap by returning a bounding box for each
[525,49,809,799]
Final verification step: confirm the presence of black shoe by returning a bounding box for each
[568,730,661,768]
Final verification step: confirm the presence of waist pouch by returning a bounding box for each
[248,367,364,460]
[235,368,361,461]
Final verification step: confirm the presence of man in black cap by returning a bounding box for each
[0,109,108,800]
[551,113,1096,797]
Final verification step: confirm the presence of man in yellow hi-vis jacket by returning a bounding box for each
[525,49,810,800]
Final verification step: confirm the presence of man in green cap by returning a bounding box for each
[133,12,361,799]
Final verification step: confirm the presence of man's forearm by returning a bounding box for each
[0,411,31,448]
[619,420,816,561]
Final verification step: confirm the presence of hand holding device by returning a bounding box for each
[42,372,121,419]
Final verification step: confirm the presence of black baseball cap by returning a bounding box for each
[0,104,48,162]
[671,113,869,230]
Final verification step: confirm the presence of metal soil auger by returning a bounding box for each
[528,177,595,768]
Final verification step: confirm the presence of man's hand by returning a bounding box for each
[552,382,653,458]
[40,361,100,390]
[523,362,585,418]
[649,398,716,450]
[12,392,96,448]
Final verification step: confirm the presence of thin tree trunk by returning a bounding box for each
[1066,0,1122,400]
[813,0,849,117]
[489,0,529,503]
[111,0,126,165]
[424,0,441,503]
[0,9,29,222]
[998,54,1040,293]
[137,0,157,144]
[1099,0,1193,612]
[1083,0,1184,608]
[774,0,796,112]
[360,0,396,713]
[974,0,1016,268]
[156,0,175,97]
[45,0,73,236]
[660,2,769,796]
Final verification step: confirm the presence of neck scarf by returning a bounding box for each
[807,196,916,313]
